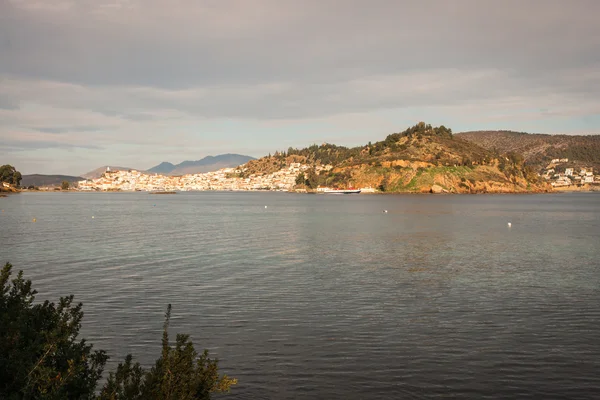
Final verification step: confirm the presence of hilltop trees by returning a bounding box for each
[0,165,22,187]
[279,122,456,168]
[249,122,462,178]
[0,262,236,400]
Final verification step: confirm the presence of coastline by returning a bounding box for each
[551,185,600,193]
[12,186,600,195]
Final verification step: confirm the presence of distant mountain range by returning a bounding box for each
[78,154,256,180]
[21,174,83,187]
[147,154,255,175]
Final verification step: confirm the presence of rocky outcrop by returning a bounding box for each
[430,184,444,194]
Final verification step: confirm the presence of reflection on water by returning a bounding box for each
[2,192,600,399]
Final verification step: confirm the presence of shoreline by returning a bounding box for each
[11,187,600,195]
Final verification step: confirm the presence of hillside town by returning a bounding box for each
[76,163,330,192]
[66,159,600,193]
[541,159,600,187]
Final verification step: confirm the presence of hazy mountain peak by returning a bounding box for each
[148,154,255,175]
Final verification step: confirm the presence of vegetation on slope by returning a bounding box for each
[1,262,236,399]
[242,122,548,193]
[457,130,600,170]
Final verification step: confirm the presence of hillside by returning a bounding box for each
[148,154,255,175]
[241,122,549,194]
[21,174,83,188]
[81,166,137,180]
[457,131,600,169]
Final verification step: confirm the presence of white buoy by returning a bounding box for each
[92,216,95,219]
[383,210,388,213]
[507,222,511,227]
[265,205,268,209]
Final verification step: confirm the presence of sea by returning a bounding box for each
[1,191,599,399]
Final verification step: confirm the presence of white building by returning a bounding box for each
[552,177,572,187]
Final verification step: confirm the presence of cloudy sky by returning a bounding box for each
[1,0,599,174]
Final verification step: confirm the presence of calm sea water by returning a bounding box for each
[1,192,600,399]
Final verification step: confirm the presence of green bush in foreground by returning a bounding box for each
[0,262,236,400]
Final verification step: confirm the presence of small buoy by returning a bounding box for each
[265,205,267,209]
[507,222,512,228]
[32,218,36,223]
[92,216,95,219]
[383,210,388,213]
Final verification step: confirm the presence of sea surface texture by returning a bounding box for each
[2,192,599,399]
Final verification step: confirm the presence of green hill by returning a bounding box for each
[241,122,549,194]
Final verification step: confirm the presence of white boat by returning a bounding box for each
[323,188,361,194]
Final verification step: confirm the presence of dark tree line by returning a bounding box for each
[274,122,455,169]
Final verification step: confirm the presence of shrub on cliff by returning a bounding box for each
[0,262,236,400]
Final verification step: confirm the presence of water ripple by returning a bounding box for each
[2,192,600,399]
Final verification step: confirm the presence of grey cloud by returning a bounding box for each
[4,138,103,151]
[2,0,599,90]
[2,0,600,176]
[3,66,600,124]
[32,126,105,133]
[99,110,163,122]
[0,94,20,110]
[32,127,65,133]
[90,69,600,120]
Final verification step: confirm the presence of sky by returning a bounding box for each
[1,0,599,175]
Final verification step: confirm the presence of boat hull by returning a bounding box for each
[323,189,361,194]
